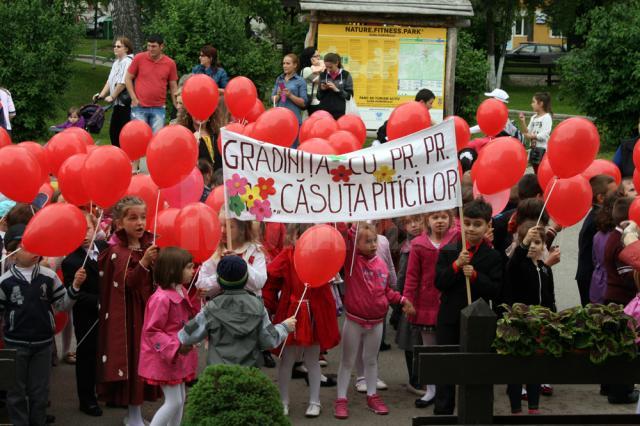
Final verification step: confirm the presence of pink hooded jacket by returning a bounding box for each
[138,287,198,383]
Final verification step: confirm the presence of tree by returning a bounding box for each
[0,0,82,141]
[112,0,144,52]
[454,30,489,122]
[559,0,640,147]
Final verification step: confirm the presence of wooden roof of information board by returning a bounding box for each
[299,0,474,17]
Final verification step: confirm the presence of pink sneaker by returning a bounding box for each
[334,398,348,419]
[528,408,540,415]
[367,394,389,415]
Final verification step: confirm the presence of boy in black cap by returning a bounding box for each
[0,224,86,425]
[178,256,296,367]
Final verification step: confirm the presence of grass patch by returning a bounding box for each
[502,83,583,116]
[72,37,114,59]
[45,60,111,144]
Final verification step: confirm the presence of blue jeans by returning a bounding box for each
[131,106,165,172]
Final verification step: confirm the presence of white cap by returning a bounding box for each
[484,88,509,103]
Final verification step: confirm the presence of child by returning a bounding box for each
[334,222,415,419]
[622,271,640,414]
[178,256,296,365]
[434,199,502,415]
[178,106,222,171]
[197,159,213,202]
[518,92,553,172]
[97,196,160,426]
[61,213,108,417]
[504,222,556,414]
[265,223,340,418]
[590,193,620,304]
[139,247,198,426]
[403,210,460,408]
[50,106,85,133]
[0,224,85,426]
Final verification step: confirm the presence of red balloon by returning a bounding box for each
[83,146,132,208]
[155,208,179,248]
[476,98,508,137]
[328,130,360,154]
[45,131,86,175]
[205,185,225,212]
[473,181,510,217]
[182,74,219,121]
[293,224,346,287]
[22,203,87,257]
[337,114,366,148]
[86,145,99,154]
[308,117,338,140]
[127,174,162,229]
[251,107,298,147]
[633,139,640,170]
[163,167,204,208]
[537,153,555,191]
[547,117,599,178]
[474,137,527,194]
[311,110,333,119]
[120,120,153,161]
[224,77,258,119]
[299,138,337,155]
[387,101,431,141]
[630,197,640,224]
[175,203,221,263]
[0,127,11,148]
[299,115,320,143]
[447,116,471,151]
[244,122,256,138]
[54,311,69,334]
[147,125,199,188]
[634,169,640,194]
[63,127,94,146]
[245,99,265,123]
[581,159,622,185]
[19,141,49,184]
[58,154,90,206]
[218,122,246,154]
[0,146,42,203]
[544,175,593,227]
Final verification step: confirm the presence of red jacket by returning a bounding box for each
[403,228,460,326]
[264,247,340,351]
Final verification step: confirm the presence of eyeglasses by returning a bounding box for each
[113,44,122,48]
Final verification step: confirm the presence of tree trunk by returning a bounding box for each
[112,0,144,53]
[486,6,496,89]
[495,47,506,89]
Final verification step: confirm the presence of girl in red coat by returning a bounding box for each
[403,209,459,408]
[265,223,340,418]
[97,196,160,426]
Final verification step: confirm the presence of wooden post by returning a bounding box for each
[305,10,318,48]
[457,299,496,425]
[445,27,458,117]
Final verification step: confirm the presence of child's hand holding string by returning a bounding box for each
[402,298,416,316]
[73,268,87,290]
[282,316,297,332]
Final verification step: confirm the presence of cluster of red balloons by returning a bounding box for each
[472,136,528,195]
[293,224,346,288]
[297,111,366,155]
[626,143,640,224]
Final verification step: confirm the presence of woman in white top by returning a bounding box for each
[93,36,134,148]
[300,47,325,116]
[519,92,553,172]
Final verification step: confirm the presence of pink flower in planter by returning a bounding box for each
[249,199,273,222]
[226,173,248,196]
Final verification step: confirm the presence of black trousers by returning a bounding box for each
[507,384,540,411]
[109,104,131,148]
[434,323,460,414]
[577,278,591,307]
[73,310,99,407]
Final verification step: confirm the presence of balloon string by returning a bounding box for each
[187,265,201,293]
[75,319,99,349]
[278,283,309,358]
[152,189,161,245]
[30,205,35,216]
[81,210,104,269]
[537,177,558,227]
[349,222,359,276]
[0,248,21,263]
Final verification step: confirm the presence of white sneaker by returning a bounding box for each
[355,377,367,393]
[305,402,321,417]
[377,378,388,390]
[283,404,289,416]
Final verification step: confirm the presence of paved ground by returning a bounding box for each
[48,219,639,425]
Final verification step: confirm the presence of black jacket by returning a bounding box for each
[505,245,556,310]
[316,69,353,120]
[576,206,599,282]
[61,241,107,319]
[435,241,503,325]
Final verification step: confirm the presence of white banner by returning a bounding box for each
[221,120,460,223]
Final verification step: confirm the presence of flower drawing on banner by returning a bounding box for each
[228,195,245,216]
[373,165,396,183]
[249,199,273,222]
[330,165,353,183]
[226,174,248,197]
[240,185,262,208]
[328,155,347,162]
[256,177,276,199]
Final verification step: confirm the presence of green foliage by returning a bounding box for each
[558,0,640,148]
[145,0,281,100]
[454,30,489,122]
[0,0,82,141]
[183,364,289,426]
[494,303,638,364]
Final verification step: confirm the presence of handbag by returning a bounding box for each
[117,88,132,107]
[345,95,359,116]
[529,146,545,166]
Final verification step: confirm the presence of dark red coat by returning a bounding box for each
[96,230,159,405]
[264,247,340,351]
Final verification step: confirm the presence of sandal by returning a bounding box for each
[64,352,76,364]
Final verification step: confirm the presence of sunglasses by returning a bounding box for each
[113,44,123,48]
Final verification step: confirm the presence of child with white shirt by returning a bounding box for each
[519,92,553,172]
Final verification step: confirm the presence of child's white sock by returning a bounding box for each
[127,405,144,426]
[420,384,436,401]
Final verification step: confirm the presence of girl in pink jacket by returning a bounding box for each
[138,248,198,426]
[334,222,415,419]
